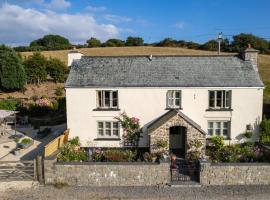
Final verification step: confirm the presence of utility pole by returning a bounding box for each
[217,32,223,55]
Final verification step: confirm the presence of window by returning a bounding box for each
[167,90,181,108]
[97,121,120,138]
[97,90,118,109]
[208,121,230,138]
[209,90,231,109]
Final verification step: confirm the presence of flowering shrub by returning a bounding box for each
[91,148,136,162]
[35,98,52,107]
[115,113,141,147]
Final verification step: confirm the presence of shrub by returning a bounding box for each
[46,58,67,82]
[103,149,136,162]
[260,119,270,144]
[244,131,253,139]
[156,139,168,149]
[209,136,224,150]
[0,99,18,110]
[20,138,32,145]
[55,87,64,96]
[57,143,88,162]
[69,136,80,146]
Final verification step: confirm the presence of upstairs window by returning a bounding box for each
[97,121,120,138]
[208,121,230,138]
[167,90,181,109]
[97,90,118,109]
[209,90,231,109]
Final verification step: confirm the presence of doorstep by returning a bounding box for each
[169,181,201,188]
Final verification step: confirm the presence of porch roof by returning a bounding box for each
[147,109,206,135]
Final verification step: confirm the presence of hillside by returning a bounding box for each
[9,47,270,101]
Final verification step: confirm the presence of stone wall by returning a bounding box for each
[200,161,270,185]
[44,159,170,186]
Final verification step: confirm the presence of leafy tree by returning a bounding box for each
[200,40,218,51]
[231,33,269,53]
[0,45,26,90]
[103,39,125,47]
[156,38,178,47]
[86,37,101,48]
[46,58,67,82]
[24,52,47,84]
[125,36,144,46]
[30,35,72,50]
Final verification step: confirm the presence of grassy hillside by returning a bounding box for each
[15,47,270,101]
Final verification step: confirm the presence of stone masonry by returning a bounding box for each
[44,159,170,186]
[149,110,206,158]
[200,162,270,185]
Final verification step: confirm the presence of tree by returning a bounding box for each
[200,40,218,51]
[231,33,269,53]
[125,36,144,46]
[24,52,47,84]
[46,58,67,82]
[30,35,72,50]
[86,37,101,48]
[156,38,178,47]
[103,39,125,47]
[0,45,26,90]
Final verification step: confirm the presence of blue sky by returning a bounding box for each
[0,0,270,46]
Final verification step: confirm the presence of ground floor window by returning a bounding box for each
[97,121,120,138]
[208,121,230,138]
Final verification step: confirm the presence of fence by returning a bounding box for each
[44,129,69,157]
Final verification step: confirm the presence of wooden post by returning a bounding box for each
[36,156,43,183]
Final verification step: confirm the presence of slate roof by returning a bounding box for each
[65,55,264,88]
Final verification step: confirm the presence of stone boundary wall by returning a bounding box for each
[44,159,170,186]
[200,161,270,185]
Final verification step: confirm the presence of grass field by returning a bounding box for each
[13,47,270,101]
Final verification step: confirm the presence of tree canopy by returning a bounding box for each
[0,45,26,90]
[103,39,125,47]
[125,37,144,46]
[86,37,101,48]
[46,58,67,82]
[30,35,72,50]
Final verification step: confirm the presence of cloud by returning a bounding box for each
[0,3,119,46]
[86,5,106,12]
[45,0,71,10]
[104,14,132,23]
[175,21,185,29]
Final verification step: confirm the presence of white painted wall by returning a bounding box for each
[65,87,263,147]
[68,52,83,67]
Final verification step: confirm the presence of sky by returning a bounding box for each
[0,0,270,46]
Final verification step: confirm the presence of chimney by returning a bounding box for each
[68,47,83,67]
[240,44,259,71]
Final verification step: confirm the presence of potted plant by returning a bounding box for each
[18,138,34,149]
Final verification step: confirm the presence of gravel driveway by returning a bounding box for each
[1,185,270,200]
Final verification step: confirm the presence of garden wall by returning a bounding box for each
[200,161,270,185]
[44,159,170,186]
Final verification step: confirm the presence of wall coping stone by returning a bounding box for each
[55,161,170,166]
[200,161,270,166]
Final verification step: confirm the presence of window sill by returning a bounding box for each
[94,138,121,141]
[206,108,233,112]
[93,108,120,111]
[165,107,183,110]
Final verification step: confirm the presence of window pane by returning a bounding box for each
[225,91,231,108]
[208,122,213,128]
[215,129,221,136]
[208,129,213,136]
[175,99,180,106]
[209,91,215,107]
[98,129,103,136]
[223,122,228,128]
[175,91,180,98]
[105,122,111,129]
[216,91,222,107]
[168,99,173,107]
[216,122,221,129]
[113,122,119,129]
[223,129,228,136]
[105,130,111,136]
[113,129,119,136]
[97,91,102,107]
[167,91,173,98]
[98,122,103,129]
[112,92,118,107]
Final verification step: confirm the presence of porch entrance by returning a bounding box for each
[169,126,186,158]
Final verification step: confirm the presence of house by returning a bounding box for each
[65,47,263,157]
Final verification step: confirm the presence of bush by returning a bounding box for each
[209,136,224,150]
[0,99,19,110]
[244,131,253,139]
[260,119,270,144]
[69,136,80,146]
[57,143,88,162]
[91,148,136,162]
[20,138,32,145]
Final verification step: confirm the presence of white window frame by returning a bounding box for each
[167,90,181,109]
[207,121,230,138]
[97,90,118,109]
[209,90,231,109]
[97,121,120,138]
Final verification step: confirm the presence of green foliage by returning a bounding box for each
[232,33,269,54]
[244,131,253,139]
[86,37,101,48]
[69,136,80,146]
[46,58,67,82]
[103,39,125,47]
[125,36,144,46]
[57,143,88,162]
[0,99,19,110]
[55,86,64,96]
[209,136,224,150]
[20,138,32,145]
[24,52,47,84]
[156,139,168,149]
[0,45,26,90]
[30,35,72,50]
[92,148,136,162]
[260,119,270,144]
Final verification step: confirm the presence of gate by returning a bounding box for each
[171,158,199,182]
[0,160,36,181]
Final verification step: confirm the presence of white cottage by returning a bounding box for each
[65,48,263,156]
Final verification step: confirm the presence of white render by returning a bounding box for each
[66,87,263,147]
[67,51,83,67]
